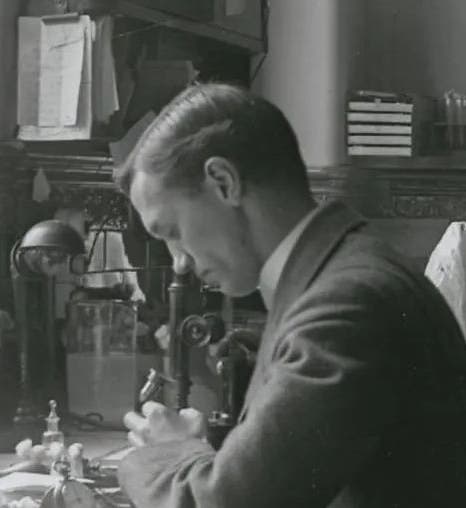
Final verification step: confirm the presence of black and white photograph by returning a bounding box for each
[0,1,465,507]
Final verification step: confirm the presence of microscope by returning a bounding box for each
[139,271,257,449]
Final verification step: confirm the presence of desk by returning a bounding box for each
[0,430,128,470]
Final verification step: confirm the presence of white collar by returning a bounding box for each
[259,210,314,310]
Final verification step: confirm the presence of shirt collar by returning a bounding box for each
[259,209,315,310]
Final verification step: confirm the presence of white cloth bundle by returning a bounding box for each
[425,222,466,337]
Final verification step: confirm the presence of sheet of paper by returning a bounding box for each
[39,16,85,126]
[93,16,119,123]
[18,15,92,140]
[17,15,84,127]
[0,472,57,492]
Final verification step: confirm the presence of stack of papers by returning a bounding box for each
[18,14,92,140]
[17,13,120,140]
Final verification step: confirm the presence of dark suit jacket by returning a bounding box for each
[119,201,466,507]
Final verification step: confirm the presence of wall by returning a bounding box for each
[0,1,21,139]
[365,0,466,97]
[252,1,458,267]
[252,0,366,167]
[253,0,466,163]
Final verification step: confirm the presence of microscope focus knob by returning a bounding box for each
[180,315,211,347]
[180,314,226,347]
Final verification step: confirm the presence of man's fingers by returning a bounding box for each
[179,408,206,436]
[141,401,167,418]
[127,431,145,448]
[123,411,147,434]
[179,407,203,422]
[124,405,206,446]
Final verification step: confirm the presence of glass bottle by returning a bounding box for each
[42,400,65,448]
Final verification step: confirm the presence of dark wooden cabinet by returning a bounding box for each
[113,0,214,22]
[112,0,264,53]
[210,0,264,45]
[26,0,265,52]
[66,0,214,20]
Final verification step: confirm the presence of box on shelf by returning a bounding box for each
[346,90,434,158]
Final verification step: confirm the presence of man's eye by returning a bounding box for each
[149,225,177,241]
[165,228,179,241]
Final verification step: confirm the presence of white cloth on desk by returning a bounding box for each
[425,222,466,337]
[53,209,146,315]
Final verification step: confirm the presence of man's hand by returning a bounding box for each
[123,401,206,447]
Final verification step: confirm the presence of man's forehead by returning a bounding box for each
[130,171,165,206]
[130,172,173,236]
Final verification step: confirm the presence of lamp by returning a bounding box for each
[10,220,86,428]
[12,220,87,277]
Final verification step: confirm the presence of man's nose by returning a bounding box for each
[172,251,193,275]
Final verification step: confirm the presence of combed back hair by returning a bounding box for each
[115,83,309,196]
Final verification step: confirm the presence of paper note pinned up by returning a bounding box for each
[18,15,84,127]
[18,15,93,140]
[40,17,85,126]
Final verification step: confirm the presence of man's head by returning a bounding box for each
[117,83,311,296]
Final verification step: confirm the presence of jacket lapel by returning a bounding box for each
[238,201,366,422]
[271,200,366,326]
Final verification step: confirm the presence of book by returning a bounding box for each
[348,145,412,156]
[350,90,413,102]
[347,112,412,124]
[347,124,412,134]
[348,101,413,113]
[347,135,412,146]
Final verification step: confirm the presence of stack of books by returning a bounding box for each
[347,91,414,156]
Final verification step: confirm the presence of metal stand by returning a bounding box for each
[11,265,37,426]
[168,272,191,411]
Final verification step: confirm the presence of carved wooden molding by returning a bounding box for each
[309,162,466,218]
[0,148,128,232]
[7,150,466,226]
[48,185,128,227]
[390,196,466,219]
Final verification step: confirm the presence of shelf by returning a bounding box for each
[0,140,115,187]
[115,0,265,53]
[309,155,466,179]
[348,154,466,170]
[307,157,466,219]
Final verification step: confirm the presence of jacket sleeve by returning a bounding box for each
[118,270,404,508]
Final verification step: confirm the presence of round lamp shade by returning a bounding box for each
[13,220,86,276]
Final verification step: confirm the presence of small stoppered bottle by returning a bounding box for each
[42,400,65,448]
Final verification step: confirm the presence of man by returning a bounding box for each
[116,83,466,507]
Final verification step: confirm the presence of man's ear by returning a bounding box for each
[203,156,242,205]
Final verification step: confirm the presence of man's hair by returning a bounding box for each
[115,83,309,195]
